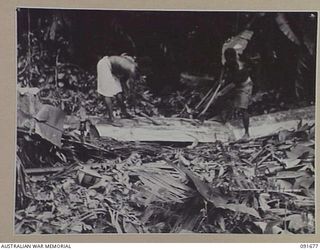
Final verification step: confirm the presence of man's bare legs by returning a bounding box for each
[222,106,250,140]
[115,93,126,116]
[104,96,114,121]
[104,96,123,127]
[240,108,250,139]
[115,93,133,118]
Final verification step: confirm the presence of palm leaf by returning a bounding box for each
[275,13,300,45]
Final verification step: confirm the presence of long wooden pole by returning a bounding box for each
[199,83,222,116]
[194,86,214,111]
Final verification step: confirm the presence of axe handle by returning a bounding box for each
[194,86,214,111]
[200,83,222,116]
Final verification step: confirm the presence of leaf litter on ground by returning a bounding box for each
[15,121,315,234]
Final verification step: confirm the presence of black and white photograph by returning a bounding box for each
[15,8,316,234]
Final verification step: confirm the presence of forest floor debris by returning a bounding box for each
[15,121,315,234]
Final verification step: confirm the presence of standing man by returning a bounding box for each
[97,54,137,126]
[221,48,253,140]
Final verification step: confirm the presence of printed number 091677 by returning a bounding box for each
[300,244,319,248]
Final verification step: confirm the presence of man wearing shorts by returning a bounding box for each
[221,48,253,139]
[97,54,137,125]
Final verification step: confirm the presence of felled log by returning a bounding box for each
[133,111,165,126]
[93,117,234,143]
[66,105,314,143]
[229,105,315,140]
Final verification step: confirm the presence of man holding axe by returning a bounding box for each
[198,30,254,140]
[97,54,138,126]
[219,47,253,140]
[197,48,253,139]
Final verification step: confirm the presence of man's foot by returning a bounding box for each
[235,133,250,143]
[241,133,250,141]
[104,117,123,127]
[110,119,123,127]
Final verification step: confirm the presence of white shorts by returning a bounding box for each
[97,56,122,97]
